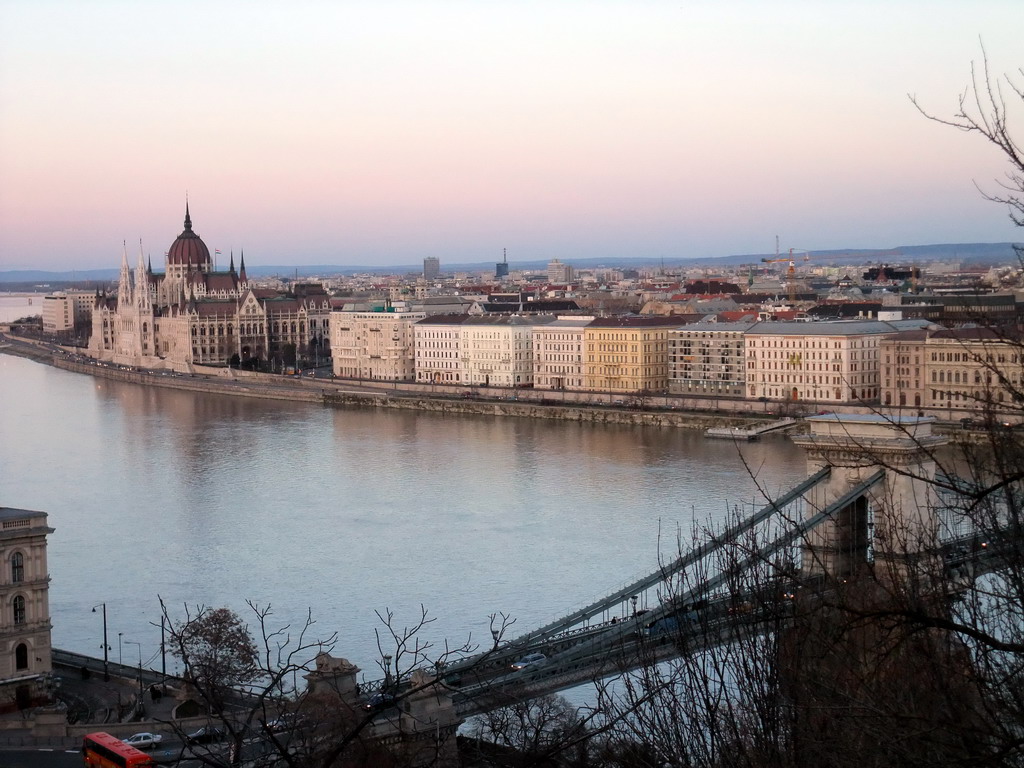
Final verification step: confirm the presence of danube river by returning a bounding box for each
[0,296,808,679]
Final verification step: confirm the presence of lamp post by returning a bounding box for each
[631,595,639,617]
[160,614,167,691]
[91,603,110,681]
[383,654,393,689]
[125,640,144,705]
[118,632,123,666]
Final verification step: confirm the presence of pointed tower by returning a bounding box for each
[117,241,133,312]
[135,241,151,312]
[239,250,248,291]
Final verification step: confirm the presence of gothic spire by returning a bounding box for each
[117,240,132,311]
[184,198,192,232]
[229,250,235,272]
[239,250,247,281]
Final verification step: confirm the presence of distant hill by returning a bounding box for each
[1,242,1019,285]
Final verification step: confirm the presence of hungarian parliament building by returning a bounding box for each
[88,206,331,369]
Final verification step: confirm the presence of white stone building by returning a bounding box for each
[42,291,93,335]
[532,316,594,390]
[745,319,931,404]
[461,315,554,388]
[330,309,426,380]
[0,507,53,713]
[414,314,470,384]
[88,206,332,370]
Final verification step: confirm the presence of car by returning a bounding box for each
[186,725,227,745]
[510,653,547,671]
[362,692,397,711]
[123,732,162,750]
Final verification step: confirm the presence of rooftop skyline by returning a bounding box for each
[1,1,1023,272]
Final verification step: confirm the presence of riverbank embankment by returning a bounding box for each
[1,338,764,430]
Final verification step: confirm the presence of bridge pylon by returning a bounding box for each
[791,414,948,581]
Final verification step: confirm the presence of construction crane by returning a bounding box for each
[761,248,811,303]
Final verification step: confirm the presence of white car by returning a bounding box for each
[124,732,162,750]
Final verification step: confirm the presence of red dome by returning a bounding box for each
[167,204,211,268]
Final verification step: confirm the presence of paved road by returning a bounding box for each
[0,747,83,768]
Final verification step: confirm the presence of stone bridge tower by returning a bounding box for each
[791,414,948,580]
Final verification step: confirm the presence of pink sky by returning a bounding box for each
[1,1,1023,271]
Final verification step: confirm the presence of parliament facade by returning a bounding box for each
[89,206,331,369]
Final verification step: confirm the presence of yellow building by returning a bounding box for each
[583,316,682,393]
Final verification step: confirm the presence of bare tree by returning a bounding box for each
[160,598,335,767]
[910,43,1024,229]
[160,597,522,768]
[465,693,591,767]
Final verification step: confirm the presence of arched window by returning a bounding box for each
[13,596,25,625]
[14,644,27,671]
[11,553,23,583]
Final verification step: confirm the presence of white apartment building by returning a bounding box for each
[669,321,754,396]
[330,309,426,380]
[745,319,931,404]
[532,316,594,390]
[414,314,470,384]
[461,315,555,388]
[42,290,93,334]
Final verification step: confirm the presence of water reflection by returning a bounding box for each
[1,355,809,675]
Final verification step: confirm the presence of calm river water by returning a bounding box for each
[0,295,808,678]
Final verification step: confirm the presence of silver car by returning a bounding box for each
[124,732,162,750]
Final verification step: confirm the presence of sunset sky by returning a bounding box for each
[1,1,1022,271]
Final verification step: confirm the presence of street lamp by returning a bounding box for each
[383,654,393,689]
[118,632,123,666]
[630,595,639,617]
[91,603,110,681]
[124,640,144,704]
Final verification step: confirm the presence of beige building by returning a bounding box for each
[414,314,469,384]
[42,291,93,335]
[330,309,426,380]
[668,321,754,396]
[461,315,554,388]
[881,327,1023,411]
[547,258,573,284]
[0,507,53,713]
[583,316,682,393]
[532,316,594,390]
[745,319,930,404]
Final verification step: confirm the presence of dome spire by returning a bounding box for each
[184,197,192,231]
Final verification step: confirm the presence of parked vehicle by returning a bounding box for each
[123,732,162,750]
[186,725,227,745]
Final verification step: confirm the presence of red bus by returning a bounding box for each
[82,732,155,767]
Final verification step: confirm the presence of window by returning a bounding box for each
[11,553,23,583]
[13,596,25,625]
[15,644,27,671]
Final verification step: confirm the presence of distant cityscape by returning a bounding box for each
[5,207,1024,418]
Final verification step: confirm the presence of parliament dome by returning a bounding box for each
[166,203,211,268]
